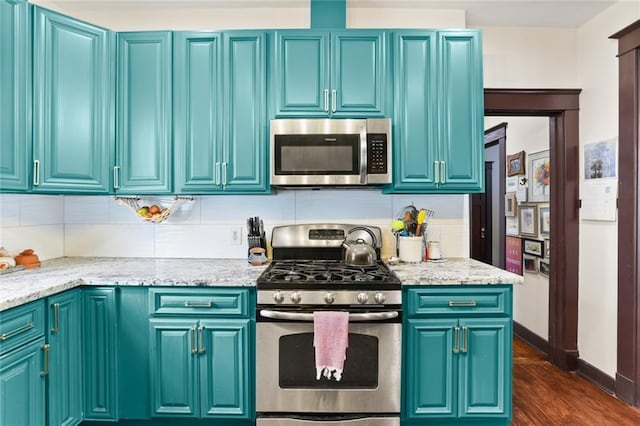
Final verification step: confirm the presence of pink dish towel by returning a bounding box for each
[313,311,349,381]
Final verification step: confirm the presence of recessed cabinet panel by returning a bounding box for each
[392,32,438,190]
[117,32,172,194]
[174,32,223,193]
[223,32,267,192]
[33,8,115,193]
[0,0,30,192]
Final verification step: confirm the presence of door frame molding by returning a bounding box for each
[611,20,640,407]
[485,88,581,371]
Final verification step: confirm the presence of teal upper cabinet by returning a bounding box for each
[223,31,268,193]
[390,30,484,194]
[47,290,82,426]
[116,31,172,194]
[271,30,388,118]
[174,31,267,194]
[33,7,115,193]
[0,0,31,192]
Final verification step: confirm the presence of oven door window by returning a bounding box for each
[278,332,378,389]
[274,134,360,175]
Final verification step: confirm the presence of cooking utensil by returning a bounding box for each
[342,226,378,266]
[415,209,426,237]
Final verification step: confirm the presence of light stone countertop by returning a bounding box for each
[388,257,524,285]
[0,256,521,312]
[0,257,266,311]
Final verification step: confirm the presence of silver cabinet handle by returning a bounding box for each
[259,309,398,322]
[0,321,34,340]
[184,301,212,308]
[323,89,329,112]
[453,326,460,353]
[198,326,205,354]
[434,161,440,184]
[215,162,221,186]
[462,325,468,353]
[33,160,40,186]
[41,344,50,376]
[331,89,337,112]
[113,165,120,189]
[448,300,477,307]
[440,161,446,184]
[222,162,227,186]
[51,303,60,333]
[190,326,196,354]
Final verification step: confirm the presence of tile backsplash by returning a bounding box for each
[1,191,469,260]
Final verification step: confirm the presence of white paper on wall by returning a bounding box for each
[581,180,617,221]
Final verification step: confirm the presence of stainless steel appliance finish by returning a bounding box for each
[270,118,392,186]
[256,224,402,425]
[257,418,400,426]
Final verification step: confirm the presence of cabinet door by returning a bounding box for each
[272,30,329,117]
[83,288,118,420]
[199,319,250,419]
[33,8,115,193]
[405,318,457,420]
[331,31,387,117]
[0,0,30,192]
[458,317,511,419]
[116,31,172,194]
[0,337,46,426]
[149,319,199,417]
[47,290,82,426]
[437,31,484,192]
[223,32,268,193]
[173,31,223,193]
[391,31,438,192]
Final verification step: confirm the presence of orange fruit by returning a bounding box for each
[149,205,160,214]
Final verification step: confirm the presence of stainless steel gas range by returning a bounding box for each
[256,224,401,426]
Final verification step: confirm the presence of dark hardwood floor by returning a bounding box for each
[513,337,640,425]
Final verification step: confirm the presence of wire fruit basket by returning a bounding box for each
[115,196,194,224]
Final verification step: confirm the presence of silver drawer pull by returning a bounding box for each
[260,310,398,322]
[0,321,34,340]
[184,301,212,308]
[448,300,477,307]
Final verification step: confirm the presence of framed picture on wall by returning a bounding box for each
[506,176,519,192]
[539,206,550,236]
[539,259,550,277]
[528,150,551,202]
[519,204,538,236]
[507,151,526,176]
[523,255,539,274]
[506,216,519,236]
[506,236,523,275]
[523,238,544,257]
[505,193,517,217]
[545,238,550,259]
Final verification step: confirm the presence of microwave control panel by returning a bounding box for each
[367,134,388,174]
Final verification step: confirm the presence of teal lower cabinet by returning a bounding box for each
[83,287,118,421]
[47,289,82,426]
[403,285,512,425]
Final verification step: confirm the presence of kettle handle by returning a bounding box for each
[346,226,377,247]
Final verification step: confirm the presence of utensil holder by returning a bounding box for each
[398,236,423,263]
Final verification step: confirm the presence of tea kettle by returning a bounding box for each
[342,227,378,267]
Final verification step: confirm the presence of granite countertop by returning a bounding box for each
[0,257,267,311]
[0,256,522,312]
[388,257,524,285]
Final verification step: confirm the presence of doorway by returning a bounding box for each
[484,89,581,371]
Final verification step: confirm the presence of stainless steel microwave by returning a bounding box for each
[270,118,392,186]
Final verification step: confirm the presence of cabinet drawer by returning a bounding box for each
[406,286,511,317]
[0,300,46,355]
[149,288,249,317]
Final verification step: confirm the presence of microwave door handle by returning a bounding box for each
[259,309,399,322]
[360,131,368,184]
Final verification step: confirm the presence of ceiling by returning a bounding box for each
[32,0,621,28]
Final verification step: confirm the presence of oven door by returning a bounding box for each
[270,119,367,186]
[256,310,401,414]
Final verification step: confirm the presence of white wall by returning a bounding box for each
[576,0,640,378]
[485,116,550,340]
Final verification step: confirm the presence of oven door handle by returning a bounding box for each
[259,309,399,322]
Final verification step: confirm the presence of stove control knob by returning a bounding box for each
[374,292,386,304]
[273,291,285,304]
[356,292,369,304]
[290,292,302,304]
[323,292,335,304]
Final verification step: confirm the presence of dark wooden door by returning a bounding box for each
[470,162,493,264]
